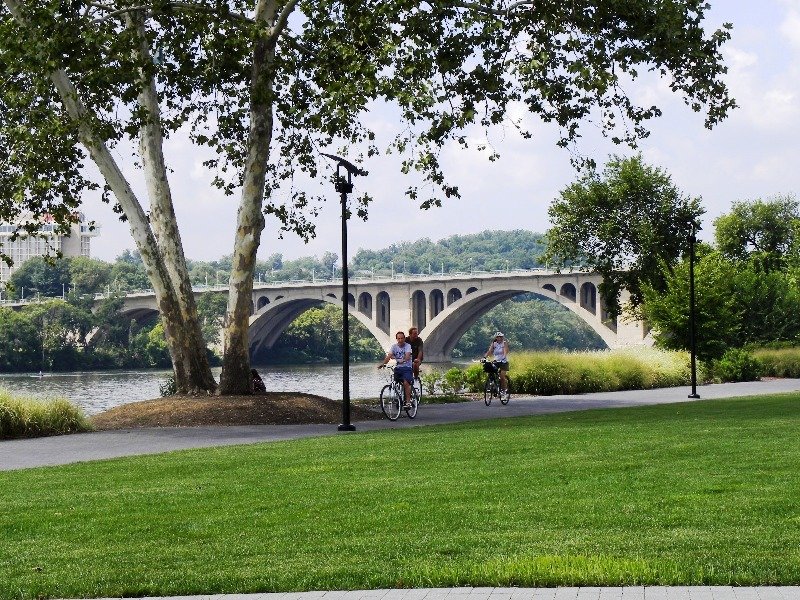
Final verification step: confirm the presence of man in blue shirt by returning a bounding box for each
[379,330,414,408]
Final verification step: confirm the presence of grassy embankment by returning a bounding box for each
[2,393,800,598]
[0,389,91,439]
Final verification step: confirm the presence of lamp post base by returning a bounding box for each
[338,423,356,431]
[688,393,700,399]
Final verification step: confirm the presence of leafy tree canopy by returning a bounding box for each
[542,154,704,319]
[0,0,735,393]
[713,195,800,272]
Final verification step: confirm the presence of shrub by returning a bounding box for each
[0,390,91,440]
[420,371,442,395]
[160,374,177,397]
[711,348,763,383]
[440,367,467,395]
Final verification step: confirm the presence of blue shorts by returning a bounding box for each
[394,367,413,384]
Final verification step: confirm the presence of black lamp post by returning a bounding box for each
[688,223,700,399]
[321,152,367,431]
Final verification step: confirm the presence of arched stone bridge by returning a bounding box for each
[121,270,652,362]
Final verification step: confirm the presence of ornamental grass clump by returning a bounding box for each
[0,390,91,440]
[753,347,800,378]
[466,348,698,396]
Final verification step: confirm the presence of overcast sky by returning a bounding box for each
[85,0,800,265]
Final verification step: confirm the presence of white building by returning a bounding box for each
[0,212,99,282]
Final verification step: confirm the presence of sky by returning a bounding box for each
[84,0,800,265]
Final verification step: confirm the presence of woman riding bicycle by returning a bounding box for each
[485,331,510,399]
[379,331,414,409]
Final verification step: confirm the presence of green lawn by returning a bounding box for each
[2,395,800,599]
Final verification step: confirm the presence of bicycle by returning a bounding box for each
[379,365,419,420]
[481,358,511,406]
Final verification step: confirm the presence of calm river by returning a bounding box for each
[0,363,458,416]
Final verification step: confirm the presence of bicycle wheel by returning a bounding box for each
[501,376,511,405]
[406,388,419,419]
[483,378,492,405]
[413,376,423,403]
[380,384,401,421]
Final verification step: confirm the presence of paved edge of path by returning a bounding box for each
[5,378,800,472]
[66,585,800,599]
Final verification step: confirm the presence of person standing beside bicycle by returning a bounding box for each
[485,331,510,399]
[379,331,414,409]
[408,327,424,380]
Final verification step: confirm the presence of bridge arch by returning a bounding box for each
[580,282,596,314]
[411,290,426,329]
[430,289,444,318]
[421,285,617,362]
[560,283,576,302]
[447,288,462,305]
[358,292,373,318]
[248,295,391,357]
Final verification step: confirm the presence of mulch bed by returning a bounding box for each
[90,392,381,430]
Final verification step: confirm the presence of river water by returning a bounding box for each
[0,363,457,416]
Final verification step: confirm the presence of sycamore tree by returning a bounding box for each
[0,0,734,394]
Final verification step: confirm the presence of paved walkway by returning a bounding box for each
[4,378,800,471]
[76,586,800,599]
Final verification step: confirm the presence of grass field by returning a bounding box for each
[1,394,800,599]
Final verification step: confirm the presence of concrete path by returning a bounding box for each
[4,378,800,471]
[78,586,800,599]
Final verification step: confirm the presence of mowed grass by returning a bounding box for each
[2,395,800,599]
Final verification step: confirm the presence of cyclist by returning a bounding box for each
[408,326,424,379]
[485,331,510,399]
[379,330,414,409]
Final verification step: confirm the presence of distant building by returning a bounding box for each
[0,212,100,282]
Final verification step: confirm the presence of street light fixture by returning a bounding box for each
[688,222,700,399]
[320,152,367,432]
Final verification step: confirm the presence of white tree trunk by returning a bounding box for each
[4,0,217,394]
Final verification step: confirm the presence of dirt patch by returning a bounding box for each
[90,393,381,430]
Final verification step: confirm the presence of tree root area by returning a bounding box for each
[90,393,380,430]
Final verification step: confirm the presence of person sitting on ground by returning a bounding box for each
[407,326,424,380]
[251,368,266,393]
[378,330,414,408]
[485,331,510,398]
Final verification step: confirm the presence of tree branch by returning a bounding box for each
[92,1,253,24]
[449,0,535,17]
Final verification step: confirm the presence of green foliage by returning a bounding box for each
[420,370,442,395]
[709,348,763,383]
[464,348,700,395]
[351,230,548,276]
[0,389,91,439]
[643,250,800,361]
[753,348,800,378]
[7,256,71,299]
[543,155,704,319]
[440,367,467,395]
[160,374,177,397]
[196,292,227,346]
[714,195,800,272]
[68,256,112,295]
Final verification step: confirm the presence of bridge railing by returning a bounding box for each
[0,267,582,305]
